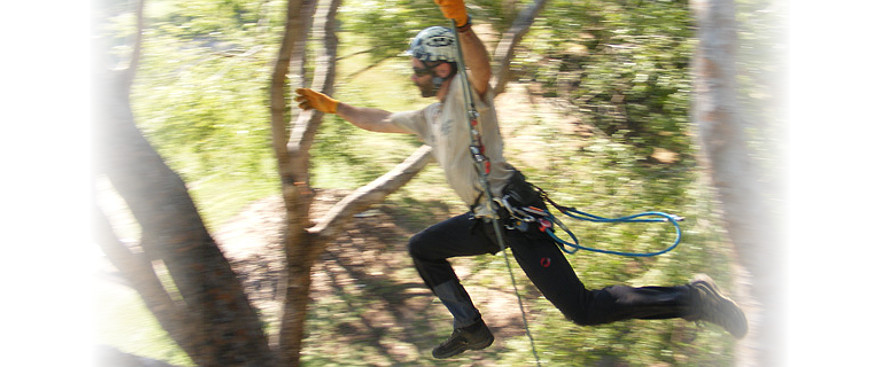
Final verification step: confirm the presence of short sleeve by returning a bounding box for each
[389,104,438,143]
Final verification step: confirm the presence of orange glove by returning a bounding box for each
[434,0,469,27]
[294,88,339,114]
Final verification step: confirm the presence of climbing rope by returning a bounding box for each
[535,187,684,256]
[545,208,683,256]
[495,185,685,257]
[450,20,543,367]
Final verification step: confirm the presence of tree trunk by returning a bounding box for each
[93,204,195,361]
[95,70,275,367]
[691,0,781,366]
[270,0,436,364]
[270,0,329,365]
[93,0,274,364]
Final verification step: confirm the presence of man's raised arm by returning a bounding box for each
[435,0,492,99]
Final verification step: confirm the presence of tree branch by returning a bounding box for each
[275,0,341,365]
[286,0,340,206]
[309,145,433,239]
[335,46,382,62]
[344,54,396,80]
[491,0,548,95]
[270,0,310,175]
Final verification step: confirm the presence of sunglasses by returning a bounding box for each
[413,64,438,77]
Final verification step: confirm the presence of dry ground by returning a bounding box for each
[213,189,534,366]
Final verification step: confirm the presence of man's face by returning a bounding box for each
[411,58,437,98]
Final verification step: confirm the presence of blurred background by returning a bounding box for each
[14,0,879,366]
[89,0,784,365]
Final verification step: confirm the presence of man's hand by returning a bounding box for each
[434,0,468,28]
[294,88,339,114]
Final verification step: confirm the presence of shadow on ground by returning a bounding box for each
[215,190,532,366]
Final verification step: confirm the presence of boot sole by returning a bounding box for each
[470,333,495,350]
[432,333,494,359]
[691,274,748,339]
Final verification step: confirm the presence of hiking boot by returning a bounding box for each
[432,319,494,359]
[685,274,748,339]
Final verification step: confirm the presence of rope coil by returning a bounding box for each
[545,208,683,256]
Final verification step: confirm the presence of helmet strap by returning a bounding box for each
[429,61,458,94]
[432,75,445,90]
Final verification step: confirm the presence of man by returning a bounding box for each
[295,0,747,359]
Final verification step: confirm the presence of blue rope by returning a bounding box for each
[542,208,683,257]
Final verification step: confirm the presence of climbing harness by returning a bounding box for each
[449,21,543,367]
[497,186,685,257]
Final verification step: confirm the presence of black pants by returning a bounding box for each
[408,211,694,328]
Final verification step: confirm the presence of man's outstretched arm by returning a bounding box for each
[336,103,412,134]
[294,88,412,134]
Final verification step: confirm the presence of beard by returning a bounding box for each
[415,77,438,98]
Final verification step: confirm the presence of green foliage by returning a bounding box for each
[340,0,541,64]
[124,0,286,227]
[340,0,439,63]
[520,0,695,158]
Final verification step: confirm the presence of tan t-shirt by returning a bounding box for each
[390,74,514,218]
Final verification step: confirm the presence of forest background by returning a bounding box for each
[3,0,879,366]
